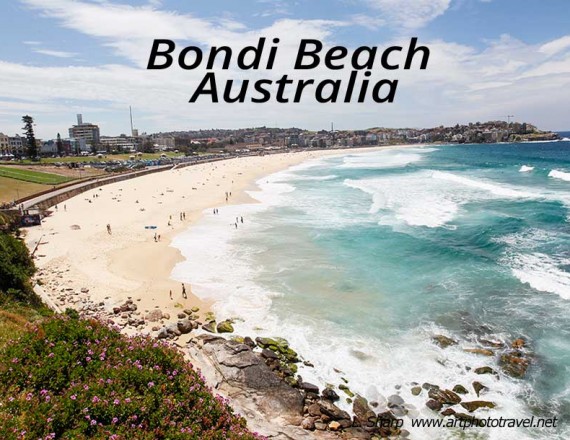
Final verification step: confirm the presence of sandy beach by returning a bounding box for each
[24,146,411,329]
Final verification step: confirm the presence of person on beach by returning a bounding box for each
[241,216,243,223]
[64,204,66,211]
[181,283,187,299]
[154,233,157,242]
[106,224,112,234]
[169,290,173,300]
[235,222,238,229]
[55,205,58,211]
[158,234,161,241]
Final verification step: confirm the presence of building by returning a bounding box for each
[69,114,100,150]
[0,133,9,155]
[100,135,139,152]
[8,135,25,156]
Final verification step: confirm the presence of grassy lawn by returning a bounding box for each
[0,177,50,204]
[0,166,75,185]
[0,152,182,165]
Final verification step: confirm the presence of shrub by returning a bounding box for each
[0,315,264,439]
[0,231,40,306]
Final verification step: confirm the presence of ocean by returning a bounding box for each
[172,141,570,439]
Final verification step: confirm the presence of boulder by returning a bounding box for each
[353,395,377,427]
[460,401,496,412]
[474,366,496,375]
[314,421,327,431]
[202,321,217,333]
[322,387,340,402]
[339,383,355,397]
[177,312,187,319]
[428,388,462,405]
[177,320,194,335]
[261,348,278,360]
[300,381,319,394]
[511,338,525,349]
[452,384,469,395]
[157,327,168,339]
[301,417,315,430]
[329,421,341,431]
[411,386,422,396]
[318,400,351,421]
[441,408,456,416]
[500,351,529,378]
[388,394,405,406]
[216,320,234,333]
[433,335,457,348]
[472,381,488,397]
[243,336,256,348]
[307,403,321,417]
[426,399,443,411]
[422,382,439,391]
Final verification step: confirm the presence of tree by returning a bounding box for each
[56,133,64,156]
[22,115,38,159]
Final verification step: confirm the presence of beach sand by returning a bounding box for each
[24,146,414,331]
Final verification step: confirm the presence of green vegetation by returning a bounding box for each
[0,152,182,166]
[22,115,38,159]
[0,313,261,439]
[0,167,74,185]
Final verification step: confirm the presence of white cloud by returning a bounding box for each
[364,0,451,29]
[539,35,570,57]
[33,49,77,58]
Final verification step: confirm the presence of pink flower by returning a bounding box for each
[113,399,120,405]
[70,395,77,400]
[92,396,100,403]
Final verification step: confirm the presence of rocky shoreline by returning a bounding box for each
[35,266,535,439]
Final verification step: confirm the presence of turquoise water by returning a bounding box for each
[173,142,570,439]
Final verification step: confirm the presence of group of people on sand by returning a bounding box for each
[169,283,187,300]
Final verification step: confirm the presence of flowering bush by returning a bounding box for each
[0,313,264,439]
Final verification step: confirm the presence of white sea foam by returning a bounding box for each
[345,176,460,228]
[291,174,338,181]
[431,171,538,198]
[340,151,425,169]
[519,165,534,172]
[510,253,570,300]
[344,170,550,228]
[497,228,570,300]
[549,169,570,182]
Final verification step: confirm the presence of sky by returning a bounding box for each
[0,0,569,138]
